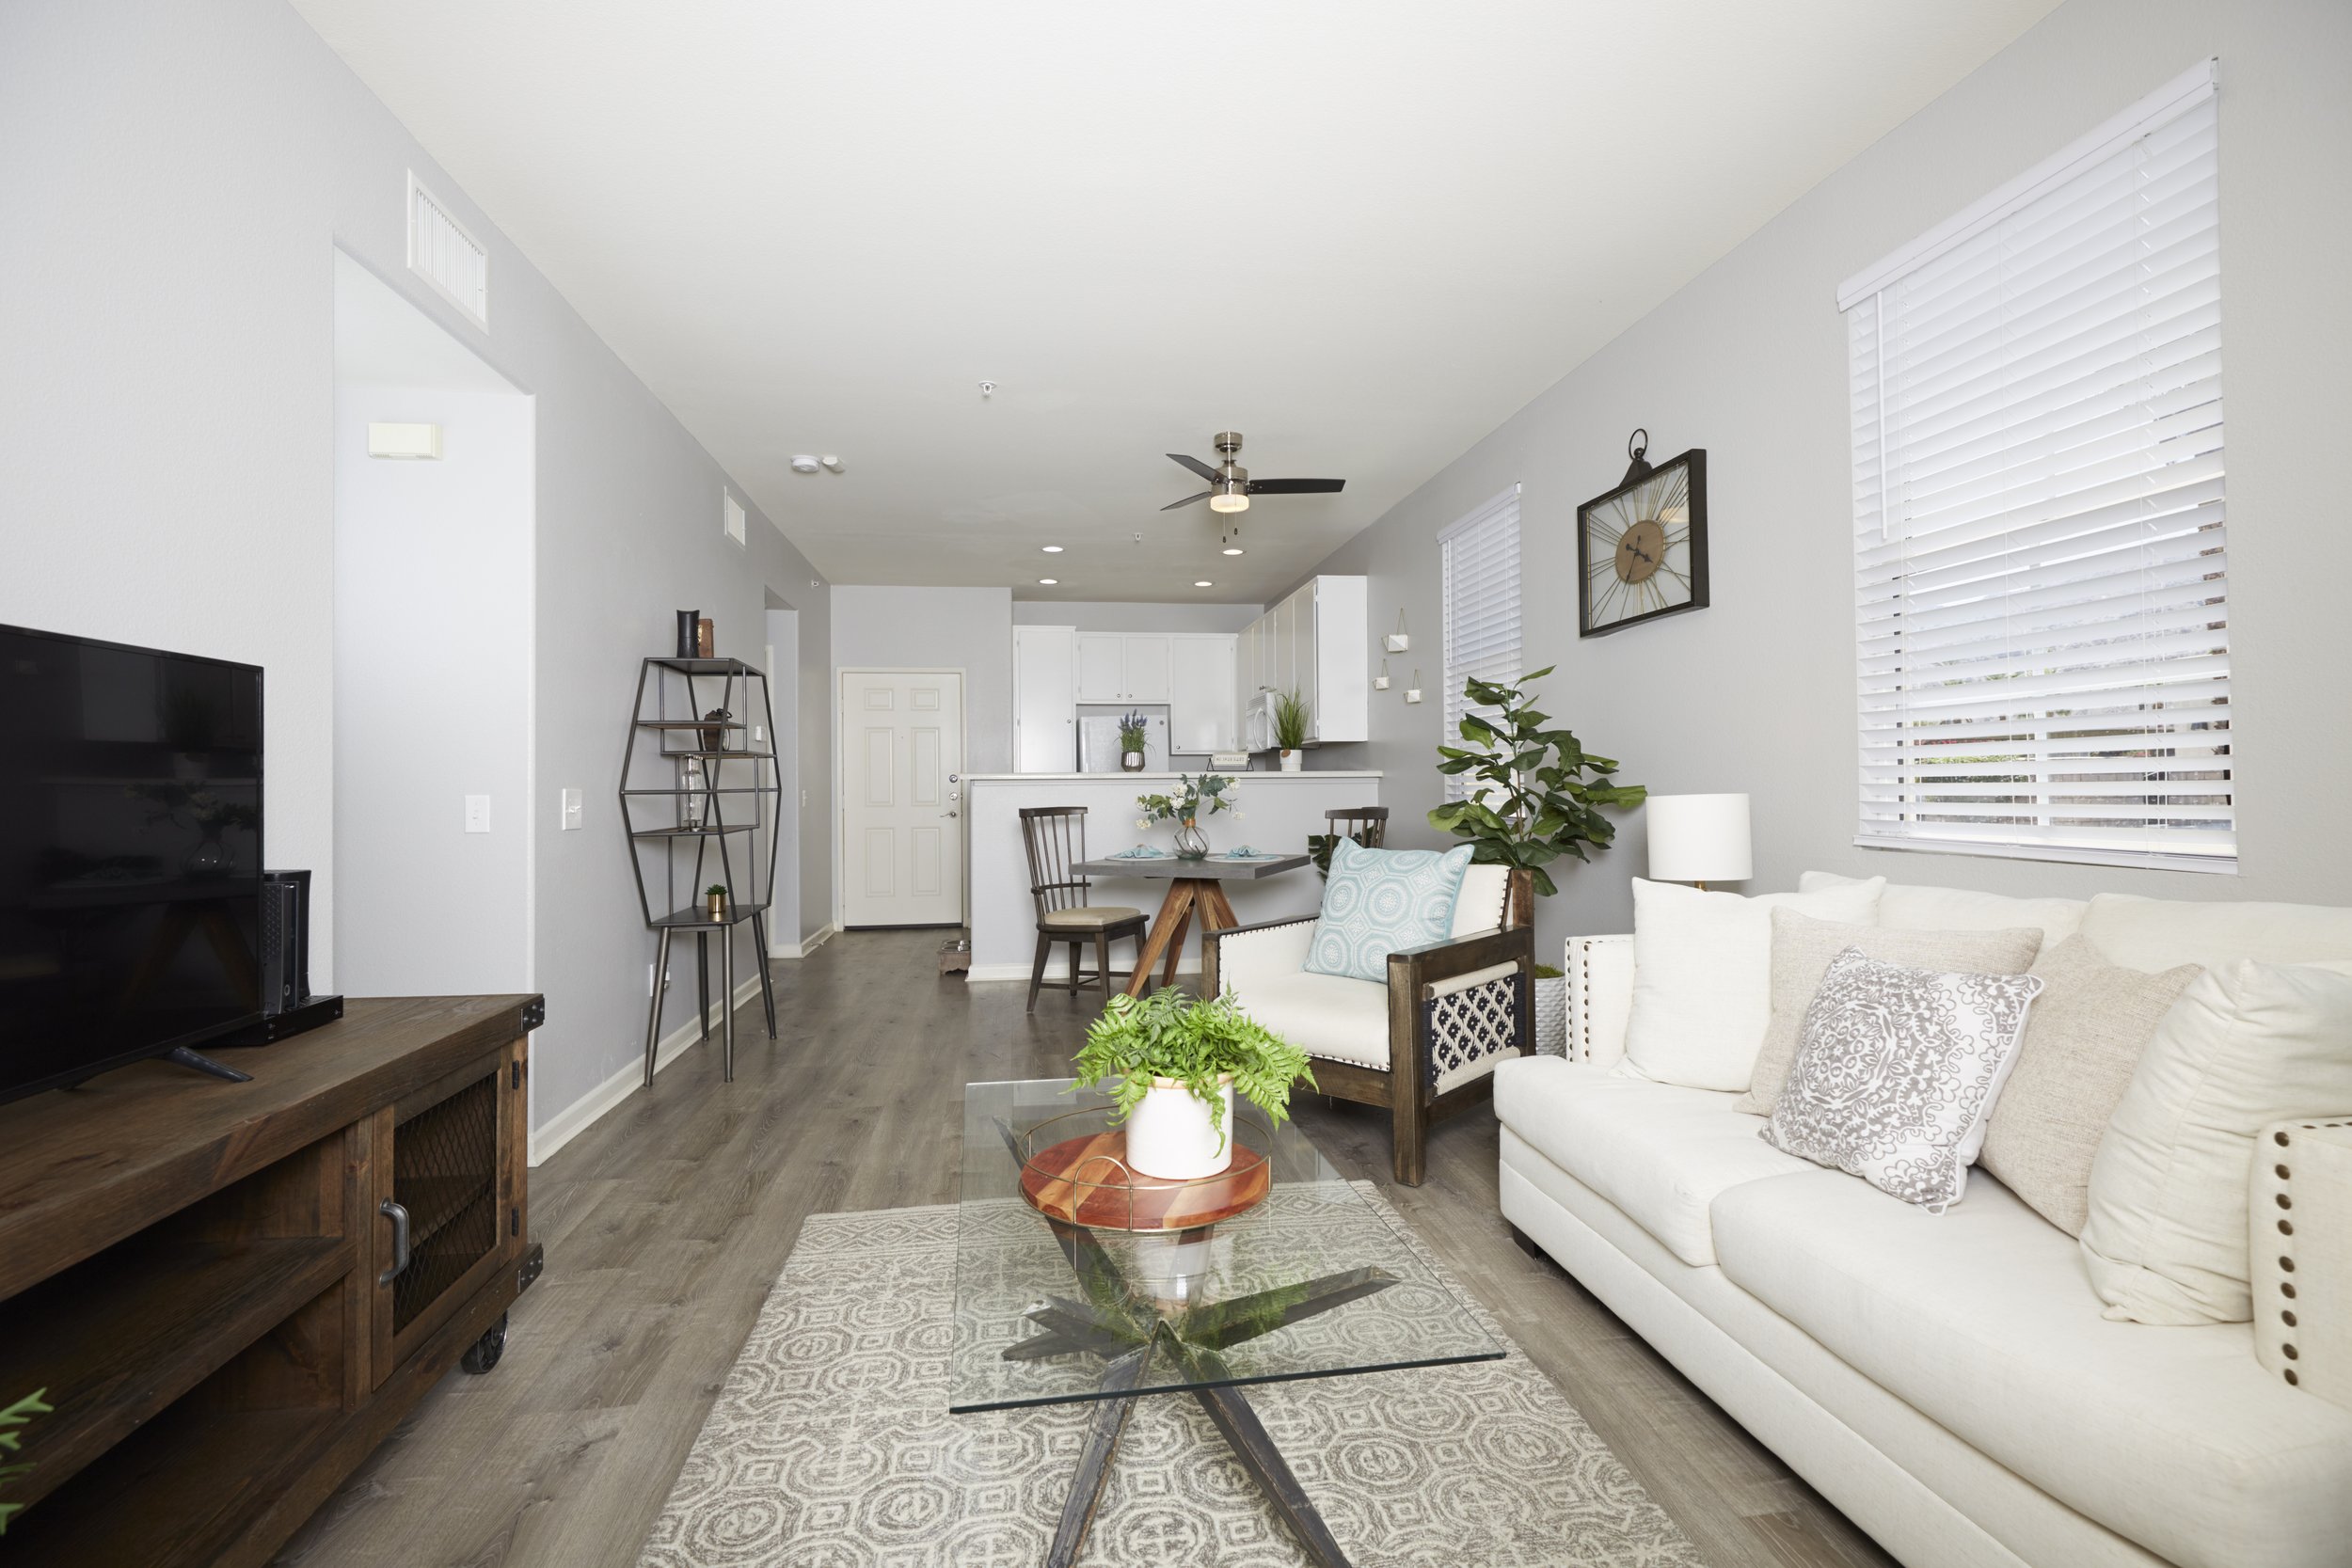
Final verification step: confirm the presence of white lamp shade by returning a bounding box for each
[1646,793,1752,883]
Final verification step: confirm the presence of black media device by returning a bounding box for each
[223,867,342,1047]
[0,623,266,1103]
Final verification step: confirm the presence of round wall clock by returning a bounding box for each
[1578,436,1708,637]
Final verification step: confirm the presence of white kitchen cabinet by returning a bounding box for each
[1235,574,1368,748]
[1075,634,1124,704]
[1013,626,1078,772]
[1168,634,1237,752]
[1123,635,1172,704]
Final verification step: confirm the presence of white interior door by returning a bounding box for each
[839,669,965,927]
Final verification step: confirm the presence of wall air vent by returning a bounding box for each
[407,172,488,328]
[723,492,747,547]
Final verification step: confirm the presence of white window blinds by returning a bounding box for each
[1440,485,1522,801]
[1844,63,2230,872]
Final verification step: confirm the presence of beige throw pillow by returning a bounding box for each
[2079,958,2352,1324]
[1735,911,2042,1116]
[1977,937,2201,1237]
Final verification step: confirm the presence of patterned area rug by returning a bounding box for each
[639,1186,1703,1567]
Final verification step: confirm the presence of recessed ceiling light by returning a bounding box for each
[1193,580,1213,588]
[1039,578,1058,585]
[1221,546,1244,556]
[1041,545,1063,553]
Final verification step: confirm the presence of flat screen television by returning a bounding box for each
[0,624,264,1104]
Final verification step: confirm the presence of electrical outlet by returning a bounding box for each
[646,962,673,997]
[560,787,583,831]
[465,795,491,832]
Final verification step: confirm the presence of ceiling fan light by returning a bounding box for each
[1209,488,1248,514]
[1221,546,1244,556]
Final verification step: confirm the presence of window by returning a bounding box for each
[1439,485,1522,801]
[1842,61,2229,872]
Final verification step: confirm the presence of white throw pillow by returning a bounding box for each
[2076,893,2352,974]
[1762,947,2043,1210]
[2080,958,2352,1324]
[1623,876,1883,1091]
[1799,869,2085,946]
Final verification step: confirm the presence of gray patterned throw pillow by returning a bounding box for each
[1762,947,2044,1212]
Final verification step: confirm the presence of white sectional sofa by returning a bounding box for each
[1493,878,2352,1568]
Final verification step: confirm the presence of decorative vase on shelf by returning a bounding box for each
[1279,749,1304,773]
[707,889,728,921]
[1171,819,1210,861]
[1120,751,1145,772]
[675,610,701,659]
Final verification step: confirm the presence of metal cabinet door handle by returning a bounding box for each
[379,1197,412,1287]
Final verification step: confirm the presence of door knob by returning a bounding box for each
[942,810,959,818]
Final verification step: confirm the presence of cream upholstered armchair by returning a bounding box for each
[1203,863,1532,1185]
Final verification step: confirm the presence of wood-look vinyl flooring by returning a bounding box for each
[277,929,1896,1568]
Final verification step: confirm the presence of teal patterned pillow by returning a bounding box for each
[1305,840,1476,982]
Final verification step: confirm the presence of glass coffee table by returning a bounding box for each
[954,1078,1503,1567]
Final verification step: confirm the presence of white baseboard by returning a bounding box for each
[529,972,763,1166]
[966,959,1201,984]
[771,922,838,959]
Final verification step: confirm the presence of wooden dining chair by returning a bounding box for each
[1019,806,1150,1012]
[1326,805,1389,847]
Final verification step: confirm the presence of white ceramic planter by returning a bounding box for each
[1125,1075,1234,1178]
[1279,750,1304,772]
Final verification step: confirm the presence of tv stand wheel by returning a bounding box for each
[460,1313,508,1374]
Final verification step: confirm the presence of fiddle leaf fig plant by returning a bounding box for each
[1427,666,1645,899]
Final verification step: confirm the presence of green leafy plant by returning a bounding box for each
[1134,772,1237,828]
[1116,710,1150,753]
[0,1388,53,1536]
[706,882,726,897]
[1428,667,1646,902]
[1271,689,1311,751]
[1073,988,1314,1149]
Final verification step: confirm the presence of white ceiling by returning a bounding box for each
[294,0,2056,605]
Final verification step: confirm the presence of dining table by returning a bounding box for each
[1069,851,1313,996]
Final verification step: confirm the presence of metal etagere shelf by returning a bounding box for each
[619,655,781,1088]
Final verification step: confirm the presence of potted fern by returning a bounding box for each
[1272,688,1311,771]
[1073,989,1313,1178]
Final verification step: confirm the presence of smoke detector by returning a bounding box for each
[790,454,820,474]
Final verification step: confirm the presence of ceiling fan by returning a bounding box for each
[1161,432,1344,514]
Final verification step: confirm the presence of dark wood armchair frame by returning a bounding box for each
[1203,917,1534,1186]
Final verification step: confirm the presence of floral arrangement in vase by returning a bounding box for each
[1116,710,1149,771]
[1136,772,1237,860]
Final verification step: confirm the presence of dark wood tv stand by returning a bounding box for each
[0,994,544,1565]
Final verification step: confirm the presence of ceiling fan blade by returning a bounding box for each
[1167,452,1220,483]
[1246,478,1345,495]
[1160,490,1214,511]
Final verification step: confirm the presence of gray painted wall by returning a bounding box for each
[1012,600,1262,633]
[1289,0,2352,965]
[0,0,834,1136]
[832,587,1015,774]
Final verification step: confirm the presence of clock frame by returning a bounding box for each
[1578,446,1708,637]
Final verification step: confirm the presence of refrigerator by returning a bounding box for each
[1077,712,1169,772]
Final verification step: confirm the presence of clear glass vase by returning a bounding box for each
[1171,819,1210,860]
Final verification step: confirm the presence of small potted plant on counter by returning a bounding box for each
[1135,772,1236,860]
[1272,688,1311,771]
[706,882,728,921]
[1117,710,1149,772]
[1073,988,1313,1178]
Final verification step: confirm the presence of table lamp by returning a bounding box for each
[1646,793,1752,891]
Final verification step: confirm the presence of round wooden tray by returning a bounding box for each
[1016,1124,1272,1232]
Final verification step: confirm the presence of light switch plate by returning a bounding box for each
[465,795,491,832]
[560,787,583,830]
